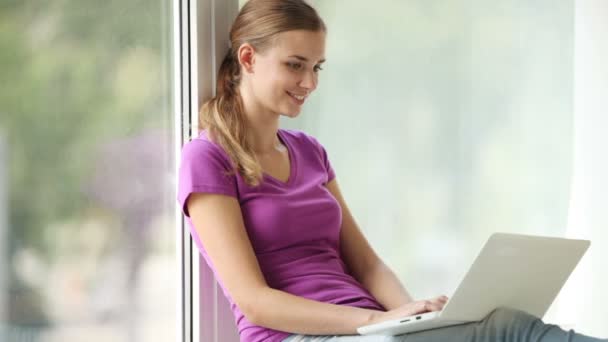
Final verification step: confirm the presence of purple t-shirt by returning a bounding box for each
[177,129,384,342]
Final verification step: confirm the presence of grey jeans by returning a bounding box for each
[282,307,607,342]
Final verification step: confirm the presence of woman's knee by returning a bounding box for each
[485,307,539,328]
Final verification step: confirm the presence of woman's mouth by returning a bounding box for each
[286,91,307,105]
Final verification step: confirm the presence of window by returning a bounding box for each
[0,1,180,341]
[281,0,607,336]
[5,1,601,341]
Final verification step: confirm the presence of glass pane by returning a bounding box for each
[0,1,177,341]
[283,0,601,335]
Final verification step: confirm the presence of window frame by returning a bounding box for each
[177,0,240,341]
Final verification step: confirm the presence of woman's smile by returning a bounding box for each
[286,90,307,105]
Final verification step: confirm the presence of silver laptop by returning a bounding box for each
[357,232,590,336]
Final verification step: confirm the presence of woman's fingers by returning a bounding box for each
[433,295,448,307]
[403,295,451,317]
[417,300,431,313]
[425,295,448,312]
[425,301,443,312]
[420,300,441,313]
[436,295,448,303]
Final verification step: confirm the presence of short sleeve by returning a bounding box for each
[307,134,336,183]
[177,139,238,217]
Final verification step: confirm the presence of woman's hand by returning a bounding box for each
[367,295,449,325]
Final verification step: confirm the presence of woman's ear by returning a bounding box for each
[238,43,255,73]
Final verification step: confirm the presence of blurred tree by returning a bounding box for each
[0,0,172,332]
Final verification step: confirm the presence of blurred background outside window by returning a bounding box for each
[2,0,606,341]
[0,1,178,341]
[279,0,607,336]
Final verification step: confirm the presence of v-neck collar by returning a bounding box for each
[262,129,297,187]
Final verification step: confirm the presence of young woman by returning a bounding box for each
[178,0,607,341]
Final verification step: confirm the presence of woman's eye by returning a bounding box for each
[287,62,303,71]
[287,62,323,73]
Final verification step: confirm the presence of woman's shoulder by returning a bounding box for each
[181,130,232,165]
[281,128,334,179]
[279,128,324,149]
[184,130,225,151]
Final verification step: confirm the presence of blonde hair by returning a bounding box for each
[199,0,326,187]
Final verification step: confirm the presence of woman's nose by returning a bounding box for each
[299,70,317,91]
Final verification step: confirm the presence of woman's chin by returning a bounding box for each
[280,108,302,118]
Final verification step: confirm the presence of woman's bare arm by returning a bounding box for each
[186,192,383,335]
[325,179,414,310]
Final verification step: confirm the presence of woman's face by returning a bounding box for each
[245,29,326,117]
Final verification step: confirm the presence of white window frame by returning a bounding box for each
[174,1,191,341]
[177,1,240,342]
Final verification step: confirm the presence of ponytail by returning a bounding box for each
[199,48,263,187]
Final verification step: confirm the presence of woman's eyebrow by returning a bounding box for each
[288,55,326,63]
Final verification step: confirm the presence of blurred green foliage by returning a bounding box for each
[0,0,169,255]
[1,0,173,326]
